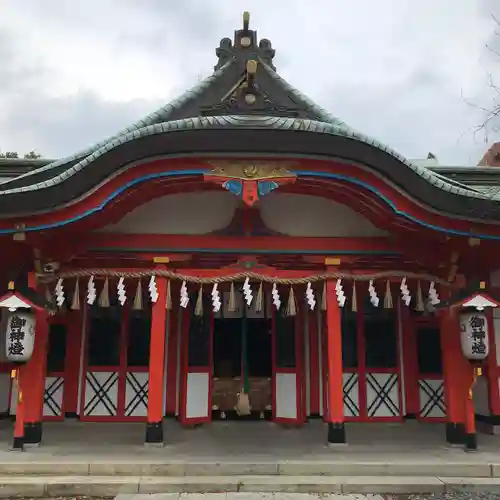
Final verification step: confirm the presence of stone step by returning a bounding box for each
[2,475,500,497]
[114,496,387,500]
[0,461,496,478]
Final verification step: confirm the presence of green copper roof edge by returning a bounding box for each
[4,60,236,186]
[4,59,356,188]
[258,59,347,128]
[0,115,488,202]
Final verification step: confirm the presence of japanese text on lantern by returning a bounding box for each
[7,316,26,357]
[460,311,489,360]
[469,315,487,356]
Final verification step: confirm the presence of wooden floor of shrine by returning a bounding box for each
[1,420,500,462]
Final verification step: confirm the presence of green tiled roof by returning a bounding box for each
[0,115,489,201]
[0,14,498,211]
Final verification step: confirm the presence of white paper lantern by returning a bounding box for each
[460,311,489,361]
[5,312,35,363]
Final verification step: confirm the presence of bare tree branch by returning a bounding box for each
[464,13,500,143]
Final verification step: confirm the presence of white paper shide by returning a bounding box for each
[5,312,35,363]
[460,311,489,361]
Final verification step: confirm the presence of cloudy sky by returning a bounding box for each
[1,0,500,166]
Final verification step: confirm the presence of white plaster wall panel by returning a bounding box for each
[343,372,360,417]
[259,193,388,237]
[366,373,400,417]
[418,379,445,418]
[125,372,148,417]
[99,191,238,234]
[10,375,66,418]
[44,376,64,417]
[275,373,298,419]
[473,375,490,416]
[186,372,209,419]
[83,371,119,417]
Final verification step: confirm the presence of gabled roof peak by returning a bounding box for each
[215,12,276,71]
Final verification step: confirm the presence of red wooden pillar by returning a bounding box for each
[308,310,320,416]
[321,313,329,421]
[325,278,346,443]
[464,364,479,450]
[12,369,24,450]
[440,309,466,444]
[165,296,179,417]
[401,307,419,417]
[296,306,306,423]
[22,272,49,445]
[63,309,83,417]
[145,274,168,444]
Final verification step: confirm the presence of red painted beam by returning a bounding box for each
[77,233,398,254]
[1,157,500,239]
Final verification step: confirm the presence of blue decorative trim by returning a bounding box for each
[0,168,499,240]
[0,169,207,234]
[292,170,500,241]
[258,180,279,197]
[222,179,243,197]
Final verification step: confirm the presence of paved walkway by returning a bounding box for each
[115,496,500,500]
[0,419,499,463]
[116,495,387,500]
[1,421,500,496]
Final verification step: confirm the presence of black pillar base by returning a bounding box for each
[404,413,417,420]
[445,422,465,445]
[327,422,346,444]
[145,421,163,444]
[11,436,23,451]
[465,432,478,451]
[23,422,42,445]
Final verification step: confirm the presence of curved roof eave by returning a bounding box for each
[5,60,240,186]
[5,58,352,190]
[0,115,487,202]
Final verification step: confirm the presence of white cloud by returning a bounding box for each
[0,0,499,164]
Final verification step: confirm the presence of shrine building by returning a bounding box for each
[1,13,500,451]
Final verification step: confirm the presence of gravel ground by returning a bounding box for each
[1,497,113,500]
[4,495,500,500]
[404,494,500,500]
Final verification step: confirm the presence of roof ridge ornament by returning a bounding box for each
[214,12,276,71]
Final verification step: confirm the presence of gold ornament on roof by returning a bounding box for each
[207,160,297,181]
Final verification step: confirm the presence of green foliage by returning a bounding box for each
[0,150,42,159]
[23,150,42,159]
[0,151,19,158]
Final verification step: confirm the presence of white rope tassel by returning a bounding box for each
[70,278,80,310]
[98,278,110,308]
